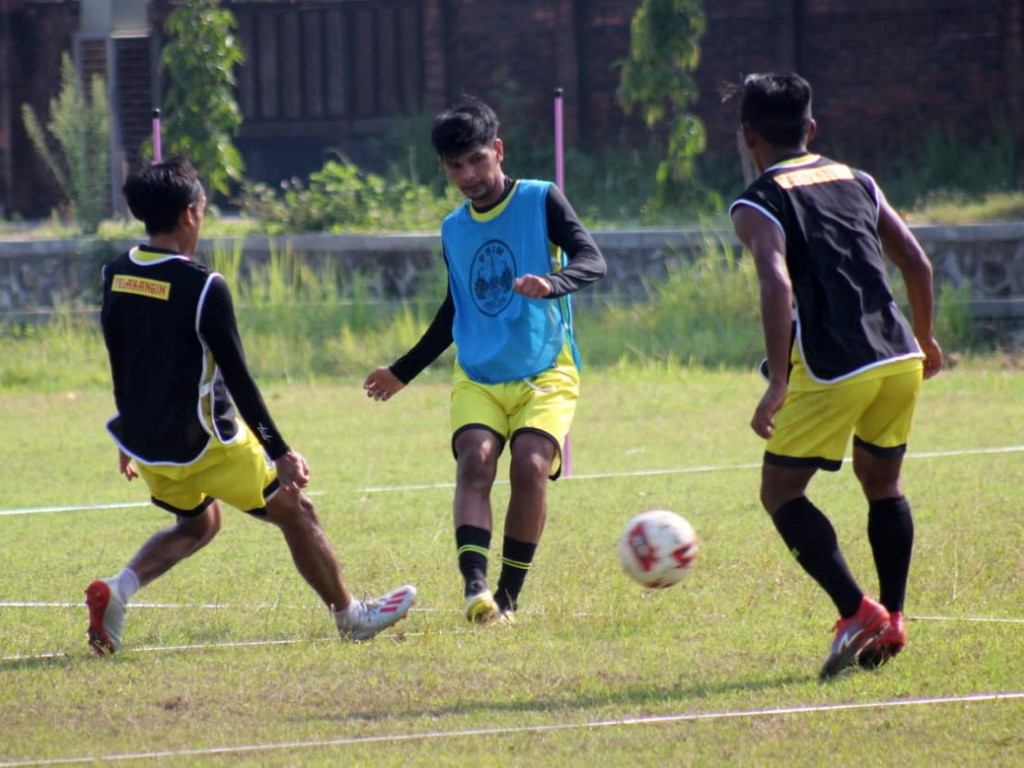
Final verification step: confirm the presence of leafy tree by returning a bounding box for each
[160,0,245,197]
[21,53,110,233]
[618,0,707,208]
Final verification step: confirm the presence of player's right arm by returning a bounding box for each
[876,195,943,379]
[364,266,456,401]
[731,203,792,439]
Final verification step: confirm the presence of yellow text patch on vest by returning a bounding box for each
[774,164,855,189]
[112,275,171,300]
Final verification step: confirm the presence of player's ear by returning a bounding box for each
[806,119,818,145]
[740,123,757,149]
[181,202,200,230]
[493,137,504,163]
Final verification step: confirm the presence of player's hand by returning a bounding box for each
[363,366,405,402]
[751,382,787,440]
[919,336,943,380]
[275,450,310,491]
[118,449,138,481]
[514,274,552,298]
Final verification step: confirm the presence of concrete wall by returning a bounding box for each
[3,224,1024,330]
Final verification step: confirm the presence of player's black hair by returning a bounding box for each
[430,96,500,160]
[122,157,204,235]
[739,72,814,147]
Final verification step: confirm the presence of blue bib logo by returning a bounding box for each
[470,239,516,317]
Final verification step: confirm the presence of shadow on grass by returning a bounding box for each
[0,652,76,672]
[298,671,815,725]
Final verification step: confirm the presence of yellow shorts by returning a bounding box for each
[451,346,580,479]
[765,357,923,471]
[135,423,278,516]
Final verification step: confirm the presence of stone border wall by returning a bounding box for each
[2,222,1023,325]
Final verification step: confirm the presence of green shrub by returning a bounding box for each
[241,156,460,233]
[21,53,110,234]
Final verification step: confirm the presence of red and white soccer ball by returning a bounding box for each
[618,509,699,588]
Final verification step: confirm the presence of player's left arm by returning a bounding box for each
[514,185,606,299]
[199,275,291,460]
[876,194,943,379]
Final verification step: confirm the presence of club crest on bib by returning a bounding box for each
[470,239,516,316]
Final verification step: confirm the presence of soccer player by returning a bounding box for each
[728,73,943,678]
[363,97,606,625]
[86,157,415,655]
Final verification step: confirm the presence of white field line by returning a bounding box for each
[5,444,1024,515]
[0,492,326,517]
[0,601,443,613]
[1,691,1022,767]
[0,626,468,664]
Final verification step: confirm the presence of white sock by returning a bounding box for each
[333,600,362,629]
[113,568,140,603]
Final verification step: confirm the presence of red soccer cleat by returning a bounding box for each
[820,596,890,680]
[859,611,907,669]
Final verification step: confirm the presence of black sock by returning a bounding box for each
[772,497,863,618]
[868,496,914,613]
[495,536,537,613]
[455,525,491,596]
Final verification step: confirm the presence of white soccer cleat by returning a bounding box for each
[337,585,417,642]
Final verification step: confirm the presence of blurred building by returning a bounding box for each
[1,0,1021,218]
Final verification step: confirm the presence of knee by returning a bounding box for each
[855,468,901,500]
[267,491,322,533]
[510,451,549,489]
[457,448,498,490]
[181,504,221,547]
[289,494,321,529]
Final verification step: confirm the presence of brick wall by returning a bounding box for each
[425,0,1023,169]
[697,0,1023,164]
[2,0,1021,215]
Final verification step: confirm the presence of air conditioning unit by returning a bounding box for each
[80,0,149,36]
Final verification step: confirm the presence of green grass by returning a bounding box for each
[907,191,1024,225]
[2,362,1024,766]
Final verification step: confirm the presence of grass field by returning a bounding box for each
[2,363,1024,766]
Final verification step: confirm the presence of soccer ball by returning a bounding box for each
[618,509,698,588]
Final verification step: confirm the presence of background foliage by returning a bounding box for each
[20,53,110,234]
[160,0,245,197]
[618,0,710,210]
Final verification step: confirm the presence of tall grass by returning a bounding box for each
[204,239,451,379]
[0,240,989,394]
[578,230,761,369]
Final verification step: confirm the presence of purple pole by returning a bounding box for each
[554,87,572,477]
[152,108,162,162]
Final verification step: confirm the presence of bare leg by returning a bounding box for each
[263,489,352,610]
[759,463,817,515]
[127,501,223,588]
[505,432,555,543]
[453,429,501,531]
[852,445,904,501]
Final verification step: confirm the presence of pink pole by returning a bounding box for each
[554,87,564,190]
[553,87,572,477]
[152,108,162,162]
